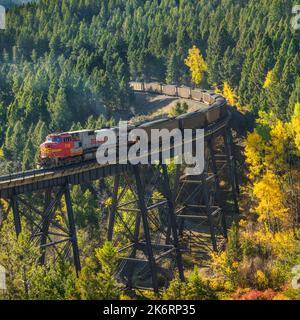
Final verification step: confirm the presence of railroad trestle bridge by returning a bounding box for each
[0,82,240,292]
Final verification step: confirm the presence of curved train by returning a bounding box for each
[39,82,228,168]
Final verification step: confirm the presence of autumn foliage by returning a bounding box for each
[185,45,208,86]
[210,104,300,300]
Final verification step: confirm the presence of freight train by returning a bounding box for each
[39,82,228,168]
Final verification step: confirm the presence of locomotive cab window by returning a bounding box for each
[47,137,61,143]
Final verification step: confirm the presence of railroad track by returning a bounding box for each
[0,81,228,190]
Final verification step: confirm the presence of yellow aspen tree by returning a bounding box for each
[263,70,274,89]
[223,81,238,106]
[264,120,288,171]
[253,171,289,232]
[245,130,265,180]
[250,112,289,174]
[256,110,278,128]
[185,45,208,86]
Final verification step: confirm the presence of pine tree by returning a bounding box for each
[76,242,121,300]
[0,217,40,300]
[165,52,178,84]
[51,88,72,131]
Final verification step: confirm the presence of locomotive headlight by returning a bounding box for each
[42,147,50,154]
[41,144,54,155]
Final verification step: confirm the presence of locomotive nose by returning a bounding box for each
[40,142,56,157]
[41,142,57,149]
[44,142,55,148]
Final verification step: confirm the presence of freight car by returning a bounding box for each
[162,84,177,96]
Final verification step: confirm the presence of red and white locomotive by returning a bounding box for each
[39,126,134,168]
[39,129,107,167]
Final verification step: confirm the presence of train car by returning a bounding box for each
[214,97,228,119]
[203,92,215,104]
[162,84,177,96]
[69,130,98,150]
[220,102,228,118]
[95,124,137,145]
[39,124,139,168]
[40,133,82,167]
[144,82,162,94]
[139,118,180,139]
[177,86,191,99]
[191,89,203,102]
[176,111,206,130]
[205,96,227,124]
[40,130,99,167]
[130,81,144,91]
[40,133,82,159]
[205,106,221,124]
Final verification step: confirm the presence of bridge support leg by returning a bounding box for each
[64,184,81,276]
[161,165,185,282]
[11,195,21,237]
[166,164,182,244]
[127,210,142,290]
[229,130,240,196]
[223,128,239,216]
[107,174,120,242]
[40,188,52,265]
[202,173,218,252]
[133,165,159,293]
[208,138,227,239]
